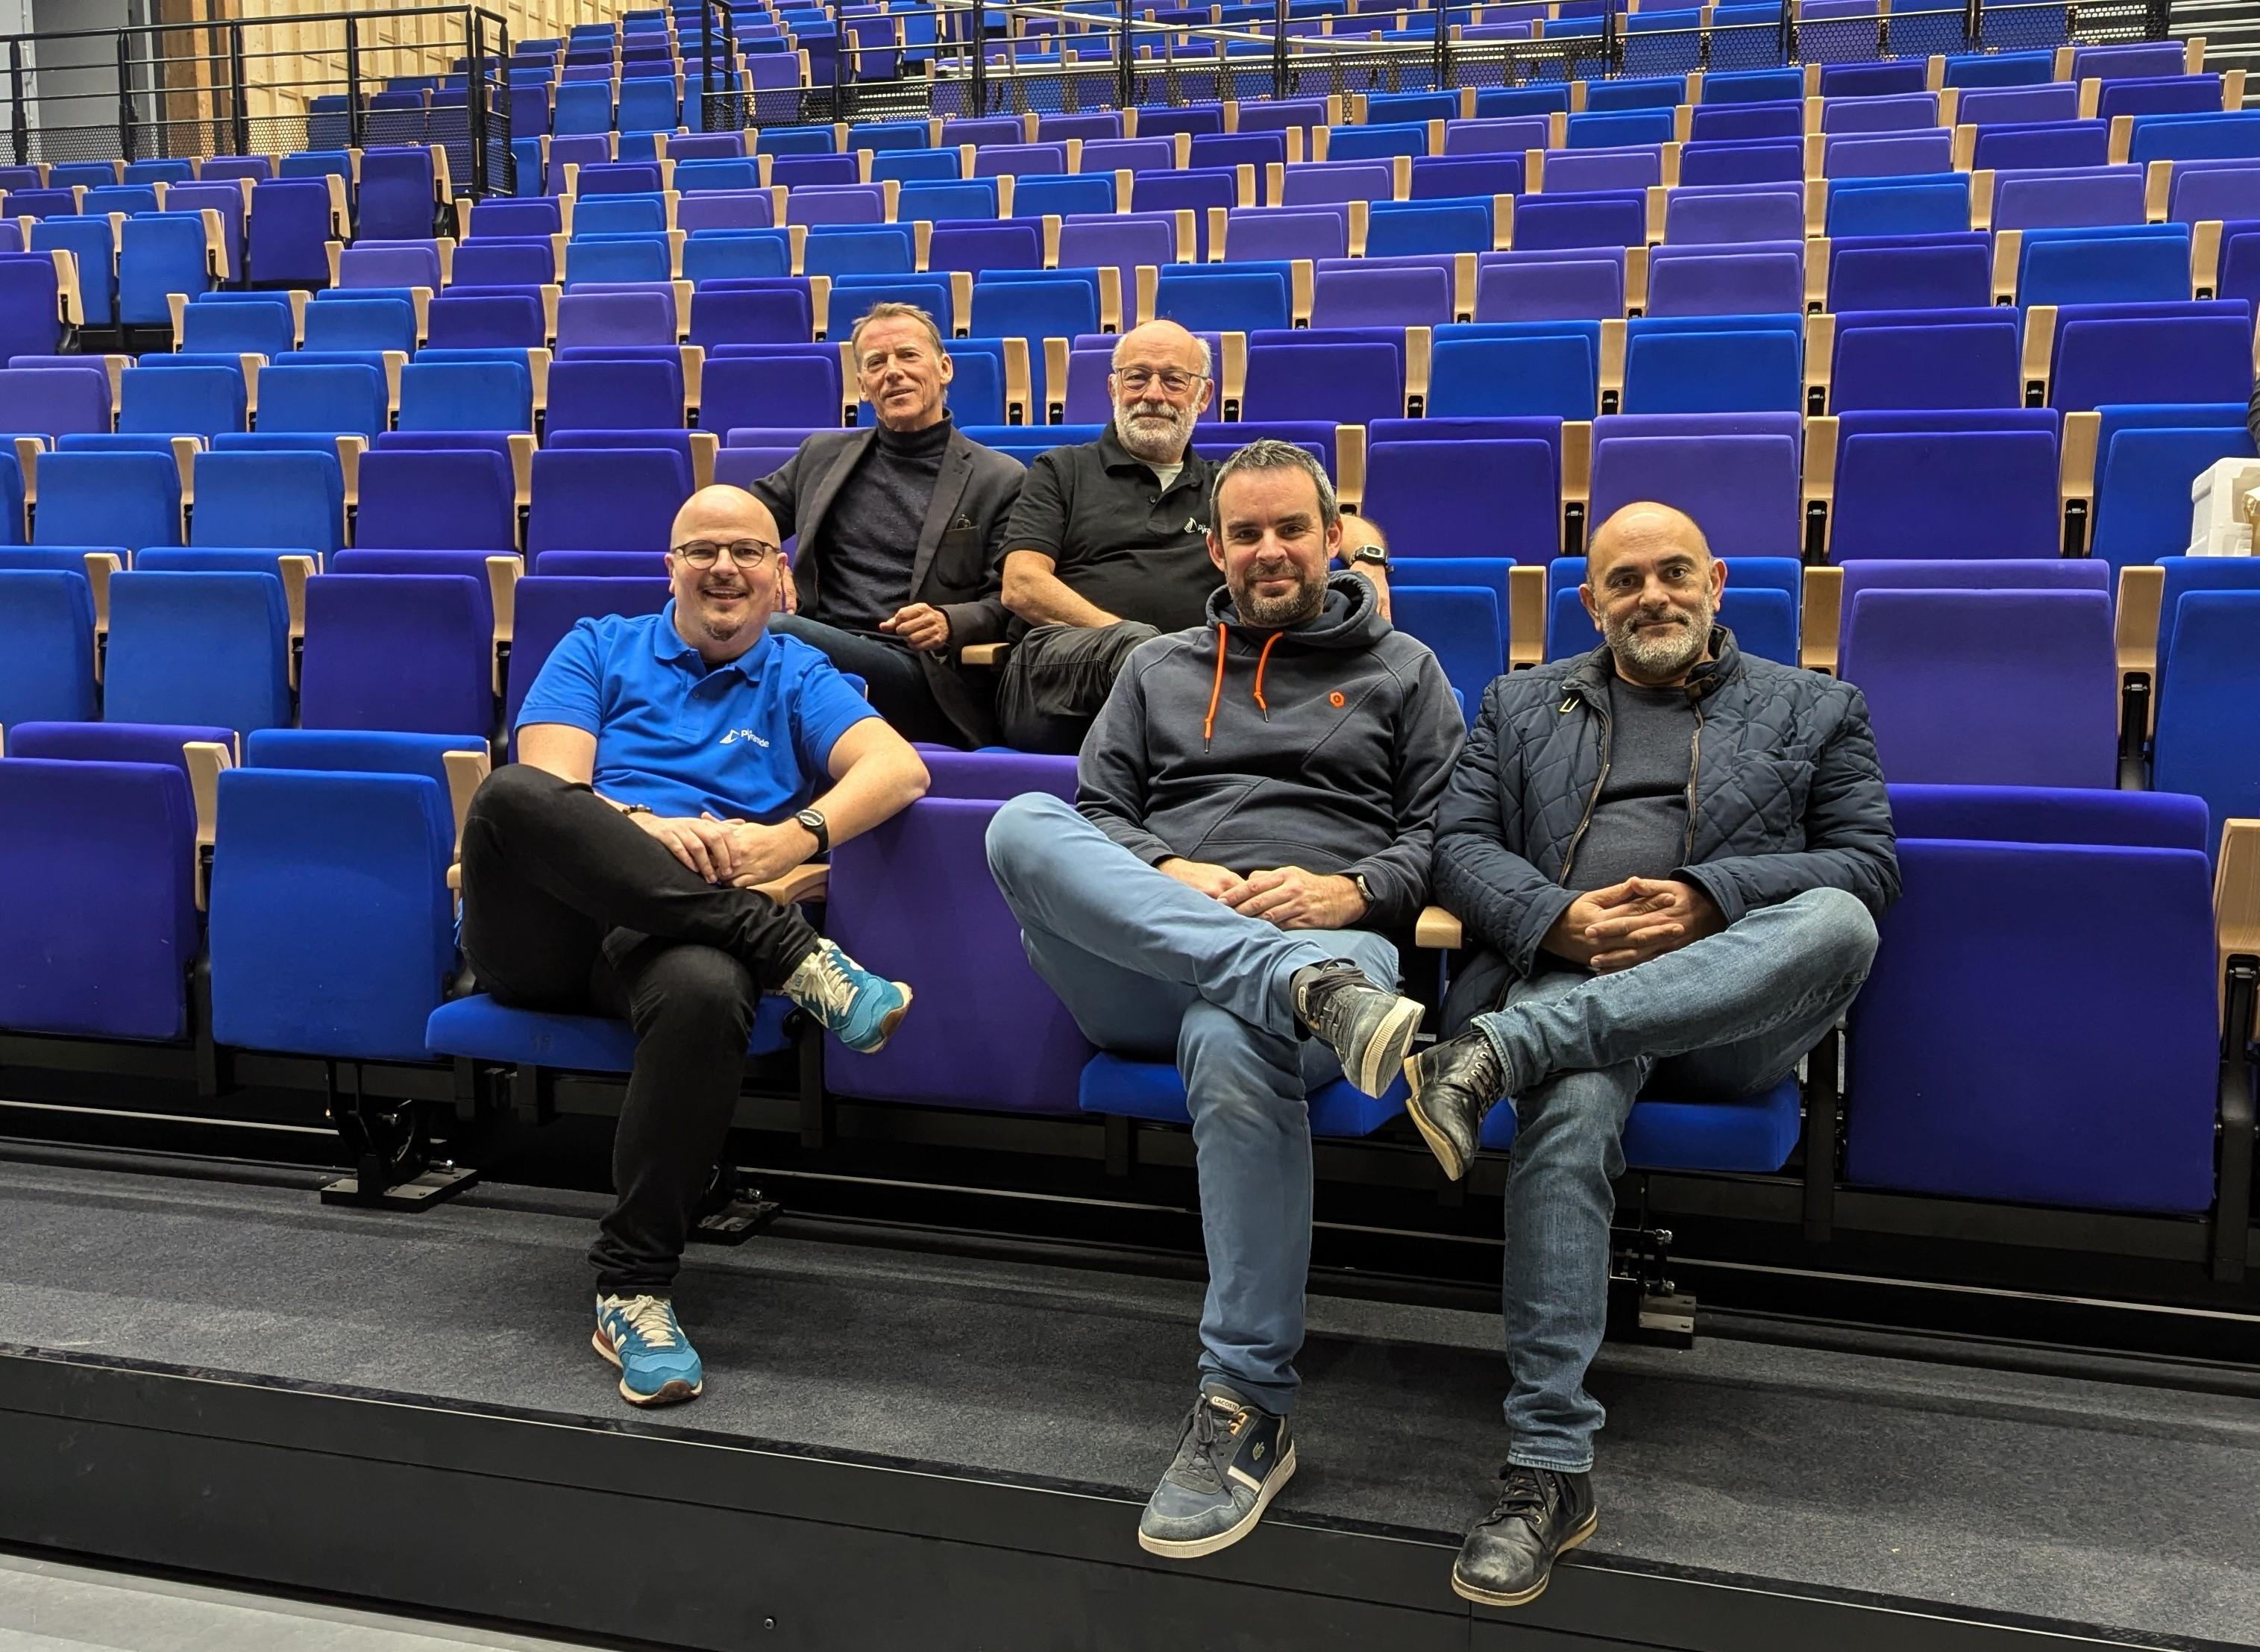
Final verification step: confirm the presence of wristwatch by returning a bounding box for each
[1350,871,1374,910]
[794,807,830,854]
[1346,544,1391,573]
[621,803,654,817]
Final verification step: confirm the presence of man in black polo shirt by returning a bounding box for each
[994,321,1396,753]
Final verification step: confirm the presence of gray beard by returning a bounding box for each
[1604,603,1713,679]
[1114,402,1193,464]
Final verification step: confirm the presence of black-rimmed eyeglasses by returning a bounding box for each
[672,541,779,568]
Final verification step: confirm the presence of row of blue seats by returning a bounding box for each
[0,717,2248,1227]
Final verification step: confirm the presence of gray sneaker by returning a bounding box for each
[1291,960,1424,1098]
[1137,1387,1297,1560]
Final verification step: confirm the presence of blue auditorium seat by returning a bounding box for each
[256,361,389,438]
[1828,427,2062,559]
[189,450,345,556]
[1847,785,2220,1210]
[118,365,245,439]
[1841,588,2117,787]
[209,729,468,1061]
[527,447,691,560]
[356,448,518,551]
[427,991,797,1070]
[0,748,200,1040]
[1391,585,1504,716]
[32,452,181,550]
[2150,592,2260,851]
[398,359,535,433]
[105,569,292,737]
[300,573,496,738]
[1360,437,1553,562]
[0,569,98,726]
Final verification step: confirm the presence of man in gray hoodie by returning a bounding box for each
[985,439,1464,1561]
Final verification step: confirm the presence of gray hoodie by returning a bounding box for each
[1077,571,1465,932]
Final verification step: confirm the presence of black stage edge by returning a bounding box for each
[0,1345,2242,1652]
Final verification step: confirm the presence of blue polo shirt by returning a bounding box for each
[515,603,878,821]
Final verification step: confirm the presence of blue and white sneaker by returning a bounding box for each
[1137,1386,1298,1559]
[783,938,912,1054]
[592,1293,703,1407]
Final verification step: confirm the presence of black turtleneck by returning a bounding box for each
[813,415,952,643]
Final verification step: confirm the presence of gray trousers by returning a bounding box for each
[995,620,1158,754]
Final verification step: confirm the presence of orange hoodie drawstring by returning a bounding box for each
[1251,632,1281,722]
[1202,622,1230,750]
[1204,624,1287,749]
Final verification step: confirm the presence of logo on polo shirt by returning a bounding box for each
[719,728,771,748]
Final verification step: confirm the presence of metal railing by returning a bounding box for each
[826,0,2173,118]
[1,5,509,195]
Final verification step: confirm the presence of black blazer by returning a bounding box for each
[751,424,1025,745]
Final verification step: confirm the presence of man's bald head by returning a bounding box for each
[671,483,778,550]
[1110,319,1214,465]
[665,484,785,664]
[1587,502,1710,580]
[1579,500,1725,688]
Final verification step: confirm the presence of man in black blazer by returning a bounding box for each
[750,301,1025,748]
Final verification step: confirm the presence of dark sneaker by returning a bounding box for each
[1451,1466,1597,1607]
[1403,1028,1510,1181]
[1291,961,1424,1098]
[592,1293,703,1407]
[1137,1386,1297,1560]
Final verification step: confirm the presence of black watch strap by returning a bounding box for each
[795,808,830,853]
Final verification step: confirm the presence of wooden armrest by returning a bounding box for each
[1507,563,1547,668]
[1415,905,1464,950]
[442,747,491,860]
[753,862,829,907]
[184,739,231,911]
[2217,818,2260,1038]
[1801,565,1842,674]
[2117,562,2164,682]
[959,642,1010,667]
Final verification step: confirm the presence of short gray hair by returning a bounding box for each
[1209,438,1339,530]
[847,300,947,360]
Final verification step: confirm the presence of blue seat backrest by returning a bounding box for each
[104,568,292,735]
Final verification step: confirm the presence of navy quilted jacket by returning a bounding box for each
[1434,627,1900,1034]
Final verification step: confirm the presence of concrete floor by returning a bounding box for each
[0,1554,609,1652]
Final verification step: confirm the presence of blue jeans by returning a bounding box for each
[1472,887,1879,1472]
[986,791,1401,1414]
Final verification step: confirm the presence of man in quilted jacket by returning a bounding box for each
[1405,501,1899,1609]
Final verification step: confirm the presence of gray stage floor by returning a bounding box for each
[1,1160,2256,1646]
[0,1553,597,1652]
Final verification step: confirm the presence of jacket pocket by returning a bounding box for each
[932,525,987,594]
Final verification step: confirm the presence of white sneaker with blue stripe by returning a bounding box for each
[592,1293,703,1407]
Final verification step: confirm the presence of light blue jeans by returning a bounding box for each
[985,791,1401,1414]
[1472,887,1880,1472]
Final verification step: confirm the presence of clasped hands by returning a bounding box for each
[630,809,817,888]
[1545,876,1724,973]
[1161,858,1366,931]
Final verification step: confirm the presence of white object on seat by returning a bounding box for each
[2188,456,2260,556]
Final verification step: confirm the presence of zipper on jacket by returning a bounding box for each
[1683,698,1704,861]
[1557,696,1613,888]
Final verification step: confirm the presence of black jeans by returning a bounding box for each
[767,613,970,748]
[458,764,821,1295]
[996,620,1161,754]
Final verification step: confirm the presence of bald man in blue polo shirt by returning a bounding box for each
[459,483,930,1409]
